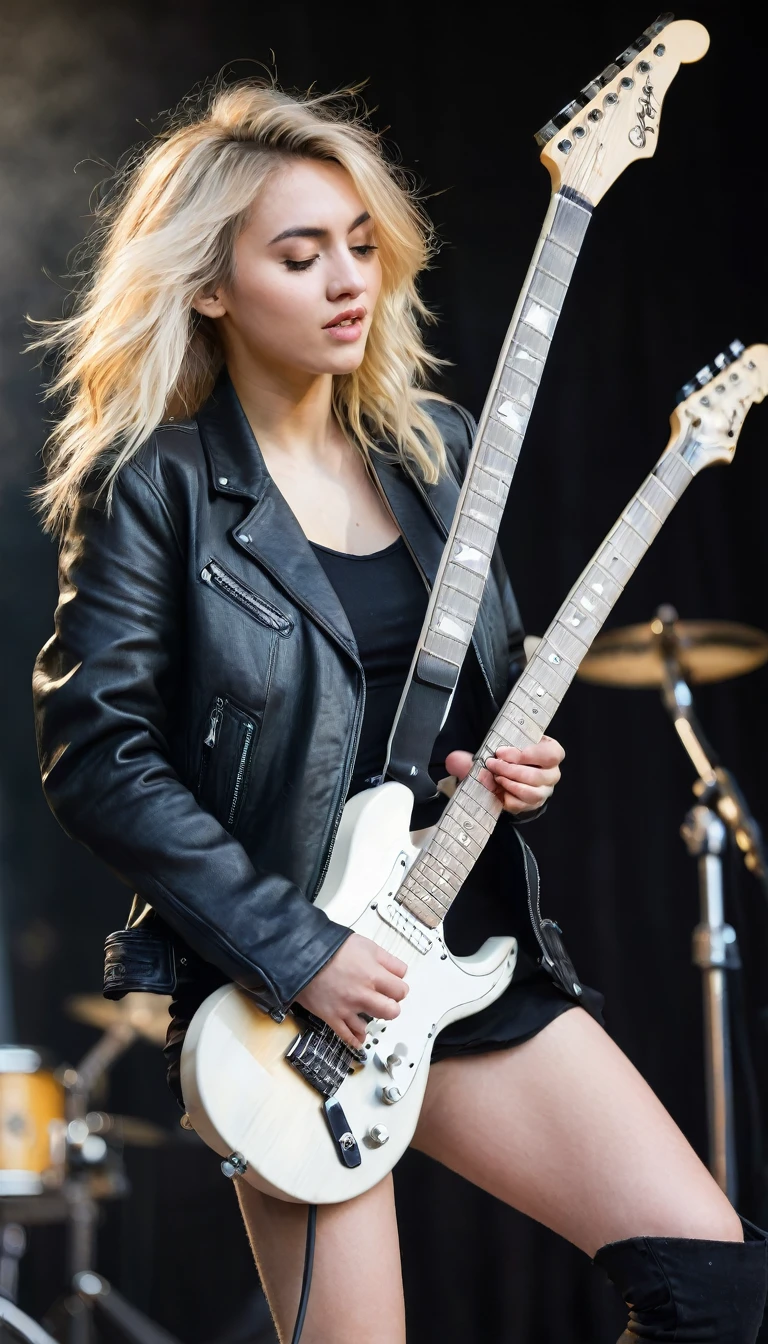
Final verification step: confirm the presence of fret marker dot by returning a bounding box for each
[591,582,604,595]
[549,654,561,665]
[535,687,545,697]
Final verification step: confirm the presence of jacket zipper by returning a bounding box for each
[204,697,224,748]
[201,560,292,633]
[228,721,255,828]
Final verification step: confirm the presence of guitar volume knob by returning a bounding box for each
[382,1085,402,1104]
[368,1124,390,1147]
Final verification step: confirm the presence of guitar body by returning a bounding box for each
[181,782,517,1204]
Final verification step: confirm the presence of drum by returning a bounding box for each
[0,1048,65,1196]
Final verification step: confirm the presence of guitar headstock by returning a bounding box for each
[669,342,768,469]
[536,14,709,206]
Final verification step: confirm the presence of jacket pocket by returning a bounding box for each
[200,559,293,635]
[197,694,261,832]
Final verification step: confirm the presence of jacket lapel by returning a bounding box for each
[196,373,358,660]
[195,372,489,685]
[370,455,452,587]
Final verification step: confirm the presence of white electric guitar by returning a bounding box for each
[182,345,768,1202]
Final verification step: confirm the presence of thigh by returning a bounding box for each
[412,1007,742,1257]
[235,1173,405,1344]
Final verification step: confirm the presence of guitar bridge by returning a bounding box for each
[285,1008,364,1098]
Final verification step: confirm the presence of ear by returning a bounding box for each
[192,289,227,320]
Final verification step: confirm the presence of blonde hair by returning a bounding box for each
[30,79,448,535]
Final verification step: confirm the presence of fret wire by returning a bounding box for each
[403,875,450,915]
[511,338,545,363]
[536,265,571,284]
[523,291,562,317]
[503,362,539,386]
[545,235,579,258]
[648,472,677,501]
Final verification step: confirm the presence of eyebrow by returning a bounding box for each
[268,211,371,245]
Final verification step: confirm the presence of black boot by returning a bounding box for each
[594,1217,768,1342]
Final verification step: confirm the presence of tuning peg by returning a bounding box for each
[714,351,733,371]
[729,339,746,358]
[535,96,589,147]
[535,14,673,147]
[614,13,673,71]
[676,379,700,404]
[695,365,715,387]
[580,75,606,100]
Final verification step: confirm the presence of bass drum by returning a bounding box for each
[0,1047,66,1196]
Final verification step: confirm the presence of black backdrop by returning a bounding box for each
[1,2,768,1340]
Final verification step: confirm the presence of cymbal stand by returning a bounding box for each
[654,604,768,1203]
[62,1022,138,1344]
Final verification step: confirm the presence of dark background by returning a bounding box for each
[1,2,767,1340]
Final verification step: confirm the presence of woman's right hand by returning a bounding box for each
[295,933,409,1049]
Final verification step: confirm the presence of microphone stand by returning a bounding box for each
[653,604,768,1204]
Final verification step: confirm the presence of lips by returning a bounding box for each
[323,307,366,329]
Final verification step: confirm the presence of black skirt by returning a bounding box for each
[164,822,604,1109]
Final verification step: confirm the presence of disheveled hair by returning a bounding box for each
[29,78,448,535]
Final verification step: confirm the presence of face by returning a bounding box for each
[195,159,383,379]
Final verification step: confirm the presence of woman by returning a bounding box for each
[31,81,767,1343]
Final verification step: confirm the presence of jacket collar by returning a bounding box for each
[195,370,467,659]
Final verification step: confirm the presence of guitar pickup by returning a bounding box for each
[323,1100,361,1169]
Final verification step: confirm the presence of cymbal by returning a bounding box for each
[578,619,768,688]
[65,992,172,1048]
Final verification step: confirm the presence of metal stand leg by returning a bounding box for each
[681,805,740,1203]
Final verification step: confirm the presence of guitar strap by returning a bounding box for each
[383,439,479,804]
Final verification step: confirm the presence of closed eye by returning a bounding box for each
[283,244,377,273]
[283,256,319,272]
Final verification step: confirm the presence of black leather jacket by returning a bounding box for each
[33,372,528,1016]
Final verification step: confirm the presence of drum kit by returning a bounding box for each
[0,611,766,1342]
[0,992,182,1344]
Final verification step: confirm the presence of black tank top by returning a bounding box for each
[310,535,484,817]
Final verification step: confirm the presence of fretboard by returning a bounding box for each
[386,189,593,756]
[397,431,700,929]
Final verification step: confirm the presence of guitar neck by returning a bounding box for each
[397,428,700,929]
[393,189,593,701]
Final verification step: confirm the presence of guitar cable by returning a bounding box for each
[291,1202,317,1344]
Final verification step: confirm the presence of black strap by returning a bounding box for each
[384,661,457,804]
[513,829,600,1020]
[384,447,467,804]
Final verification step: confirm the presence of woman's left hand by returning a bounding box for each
[444,736,565,816]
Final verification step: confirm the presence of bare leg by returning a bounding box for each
[235,1173,405,1344]
[413,1007,742,1256]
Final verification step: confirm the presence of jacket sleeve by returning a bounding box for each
[32,459,350,1014]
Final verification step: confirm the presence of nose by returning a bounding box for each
[326,247,367,304]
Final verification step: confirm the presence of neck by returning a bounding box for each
[396,427,701,931]
[224,346,337,462]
